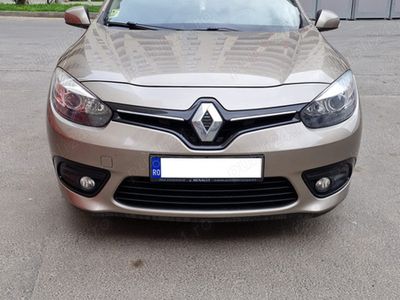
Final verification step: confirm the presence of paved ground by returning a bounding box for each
[1,17,400,299]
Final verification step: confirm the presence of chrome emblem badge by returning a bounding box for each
[192,103,223,142]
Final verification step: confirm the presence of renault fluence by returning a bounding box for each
[47,0,362,219]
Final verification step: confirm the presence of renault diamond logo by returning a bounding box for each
[192,103,223,142]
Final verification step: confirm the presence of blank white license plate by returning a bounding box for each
[150,156,263,182]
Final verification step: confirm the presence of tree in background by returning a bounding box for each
[13,0,65,4]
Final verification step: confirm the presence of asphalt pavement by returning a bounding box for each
[0,17,400,299]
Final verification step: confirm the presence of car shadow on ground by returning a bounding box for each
[63,203,333,242]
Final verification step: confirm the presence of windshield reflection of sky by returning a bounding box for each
[106,0,301,30]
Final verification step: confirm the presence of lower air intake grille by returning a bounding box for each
[114,177,298,211]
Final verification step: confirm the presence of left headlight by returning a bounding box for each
[300,70,358,128]
[50,68,112,127]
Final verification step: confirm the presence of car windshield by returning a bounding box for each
[105,0,302,31]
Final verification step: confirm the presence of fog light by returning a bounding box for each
[302,159,355,198]
[315,177,331,193]
[80,176,96,191]
[55,157,110,197]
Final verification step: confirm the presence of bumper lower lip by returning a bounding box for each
[47,102,362,219]
[57,180,351,219]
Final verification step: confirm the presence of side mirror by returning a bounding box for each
[315,10,340,31]
[64,6,91,29]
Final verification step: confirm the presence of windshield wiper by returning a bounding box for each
[194,27,239,32]
[106,21,180,31]
[106,21,238,32]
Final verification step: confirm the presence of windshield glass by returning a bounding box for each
[105,0,302,31]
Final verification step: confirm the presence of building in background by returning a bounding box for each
[301,0,400,19]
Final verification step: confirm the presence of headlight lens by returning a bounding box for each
[50,68,112,127]
[300,70,358,128]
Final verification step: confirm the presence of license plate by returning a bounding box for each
[150,156,264,182]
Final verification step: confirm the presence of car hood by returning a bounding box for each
[58,23,349,87]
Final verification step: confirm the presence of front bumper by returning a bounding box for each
[47,103,362,219]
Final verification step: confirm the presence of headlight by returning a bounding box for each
[300,70,358,128]
[50,68,112,127]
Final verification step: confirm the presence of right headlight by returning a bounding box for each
[300,70,358,128]
[50,68,112,127]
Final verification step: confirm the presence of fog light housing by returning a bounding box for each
[54,157,110,197]
[302,159,355,198]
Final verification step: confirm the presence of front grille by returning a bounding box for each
[108,99,306,150]
[114,177,298,211]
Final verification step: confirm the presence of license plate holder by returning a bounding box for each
[149,156,264,183]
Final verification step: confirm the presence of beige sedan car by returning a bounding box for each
[47,0,362,220]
